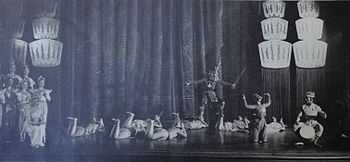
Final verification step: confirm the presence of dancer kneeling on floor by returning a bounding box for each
[294,91,327,147]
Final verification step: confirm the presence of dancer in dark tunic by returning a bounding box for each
[185,70,237,133]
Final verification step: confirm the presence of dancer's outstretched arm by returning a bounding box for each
[242,94,256,109]
[185,79,206,86]
[263,93,271,107]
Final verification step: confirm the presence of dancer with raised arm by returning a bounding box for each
[109,112,135,139]
[185,67,246,133]
[145,114,169,140]
[168,113,187,139]
[242,93,271,143]
[294,91,327,147]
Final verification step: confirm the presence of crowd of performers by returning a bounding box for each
[0,62,52,148]
[63,69,332,150]
[0,65,339,149]
[64,69,290,145]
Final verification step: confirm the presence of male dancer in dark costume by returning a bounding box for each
[185,68,245,133]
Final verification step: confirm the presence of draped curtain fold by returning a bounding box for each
[61,0,235,122]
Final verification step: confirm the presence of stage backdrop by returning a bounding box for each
[1,0,348,127]
[60,0,260,123]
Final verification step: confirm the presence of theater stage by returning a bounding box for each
[0,128,350,162]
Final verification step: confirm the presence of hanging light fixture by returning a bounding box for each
[0,39,28,66]
[29,0,62,67]
[31,0,59,18]
[259,40,292,68]
[32,17,60,39]
[259,0,291,69]
[3,19,25,39]
[261,17,288,40]
[293,0,327,68]
[29,39,63,67]
[293,40,327,68]
[0,19,25,40]
[297,0,319,18]
[263,0,285,18]
[295,17,323,40]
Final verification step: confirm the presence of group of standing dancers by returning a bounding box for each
[0,62,52,148]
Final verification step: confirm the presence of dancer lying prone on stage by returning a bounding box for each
[216,115,249,133]
[183,106,209,130]
[109,112,136,139]
[66,117,104,137]
[145,113,187,141]
[266,116,286,133]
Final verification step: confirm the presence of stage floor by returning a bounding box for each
[1,128,350,162]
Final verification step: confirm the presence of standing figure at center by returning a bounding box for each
[22,66,35,90]
[16,80,32,141]
[185,70,237,133]
[242,93,271,143]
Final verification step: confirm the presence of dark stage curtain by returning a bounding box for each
[296,68,327,116]
[262,68,291,124]
[60,0,253,122]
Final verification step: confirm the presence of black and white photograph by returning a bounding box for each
[0,0,349,161]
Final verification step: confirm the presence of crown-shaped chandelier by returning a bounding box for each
[0,0,27,66]
[2,19,25,39]
[293,0,327,68]
[297,0,319,18]
[29,39,63,67]
[263,0,286,18]
[259,0,291,69]
[0,39,28,66]
[29,0,62,67]
[32,17,60,39]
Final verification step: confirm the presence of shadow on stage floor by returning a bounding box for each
[0,128,350,162]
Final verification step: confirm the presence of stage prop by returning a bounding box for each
[293,0,327,68]
[29,0,62,67]
[258,0,292,69]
